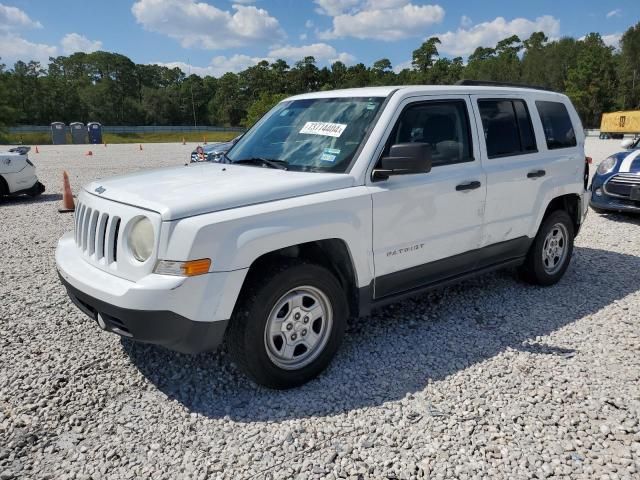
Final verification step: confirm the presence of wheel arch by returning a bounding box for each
[238,238,363,319]
[540,193,582,234]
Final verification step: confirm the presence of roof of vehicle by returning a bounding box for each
[286,85,567,101]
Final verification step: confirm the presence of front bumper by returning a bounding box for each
[56,231,247,353]
[590,173,640,213]
[590,192,640,213]
[59,274,228,353]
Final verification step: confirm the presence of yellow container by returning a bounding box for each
[600,111,640,133]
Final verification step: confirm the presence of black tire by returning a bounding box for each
[0,176,7,198]
[227,260,348,389]
[519,210,574,286]
[27,181,44,197]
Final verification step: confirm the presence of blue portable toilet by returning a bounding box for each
[50,122,66,145]
[87,122,102,144]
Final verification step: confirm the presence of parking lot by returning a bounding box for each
[1,139,639,479]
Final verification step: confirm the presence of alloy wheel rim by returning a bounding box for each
[542,222,568,275]
[264,286,333,370]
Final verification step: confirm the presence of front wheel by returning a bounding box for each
[227,261,347,389]
[519,210,574,286]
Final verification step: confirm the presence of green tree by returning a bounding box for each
[565,33,617,127]
[243,92,287,127]
[412,37,441,74]
[619,22,640,109]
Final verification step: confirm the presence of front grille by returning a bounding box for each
[74,201,121,263]
[604,173,640,198]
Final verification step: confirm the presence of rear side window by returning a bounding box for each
[385,100,473,167]
[535,101,577,150]
[478,99,537,158]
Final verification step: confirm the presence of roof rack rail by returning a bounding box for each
[454,79,555,92]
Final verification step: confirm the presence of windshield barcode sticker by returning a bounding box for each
[300,122,347,138]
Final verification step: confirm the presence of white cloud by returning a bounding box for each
[606,9,621,18]
[156,54,270,77]
[299,33,308,40]
[314,0,360,16]
[268,43,355,64]
[460,15,472,28]
[319,1,445,40]
[437,15,561,57]
[0,3,41,31]
[393,59,412,73]
[602,33,621,49]
[0,34,57,64]
[131,0,285,50]
[61,33,102,55]
[582,33,622,49]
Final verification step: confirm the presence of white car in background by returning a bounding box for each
[0,147,45,199]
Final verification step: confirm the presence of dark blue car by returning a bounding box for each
[590,137,640,214]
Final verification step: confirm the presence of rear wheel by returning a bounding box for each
[519,210,574,286]
[227,260,347,389]
[0,176,8,200]
[27,181,44,197]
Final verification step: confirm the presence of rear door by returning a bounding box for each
[369,95,486,298]
[470,94,547,246]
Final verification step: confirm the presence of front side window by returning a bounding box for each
[383,100,473,167]
[535,100,577,150]
[226,97,385,173]
[478,99,537,158]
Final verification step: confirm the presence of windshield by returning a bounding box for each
[226,96,385,172]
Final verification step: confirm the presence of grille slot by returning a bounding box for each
[96,213,109,260]
[74,204,120,265]
[605,173,640,198]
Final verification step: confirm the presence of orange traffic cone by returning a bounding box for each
[139,144,143,151]
[182,137,186,145]
[85,150,93,156]
[35,146,39,153]
[58,171,75,213]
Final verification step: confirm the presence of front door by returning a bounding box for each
[369,95,486,299]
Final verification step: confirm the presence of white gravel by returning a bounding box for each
[1,139,639,480]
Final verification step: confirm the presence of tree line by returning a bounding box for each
[0,22,639,131]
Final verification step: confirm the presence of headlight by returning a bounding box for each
[597,156,617,175]
[128,217,154,262]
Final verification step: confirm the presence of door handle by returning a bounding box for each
[455,180,481,191]
[527,169,546,178]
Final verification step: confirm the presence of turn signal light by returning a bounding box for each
[154,258,211,276]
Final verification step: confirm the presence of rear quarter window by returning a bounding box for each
[535,101,577,150]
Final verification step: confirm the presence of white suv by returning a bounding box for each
[56,84,589,388]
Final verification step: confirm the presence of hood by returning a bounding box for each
[85,163,354,220]
[614,149,640,174]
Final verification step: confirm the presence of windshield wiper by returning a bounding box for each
[231,156,288,170]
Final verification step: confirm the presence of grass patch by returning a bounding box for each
[3,131,240,145]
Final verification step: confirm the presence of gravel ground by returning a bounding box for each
[1,139,639,480]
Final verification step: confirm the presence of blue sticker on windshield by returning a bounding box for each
[321,147,340,162]
[321,153,336,162]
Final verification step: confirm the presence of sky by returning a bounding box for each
[0,0,638,76]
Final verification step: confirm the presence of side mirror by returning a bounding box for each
[373,143,432,180]
[620,138,634,150]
